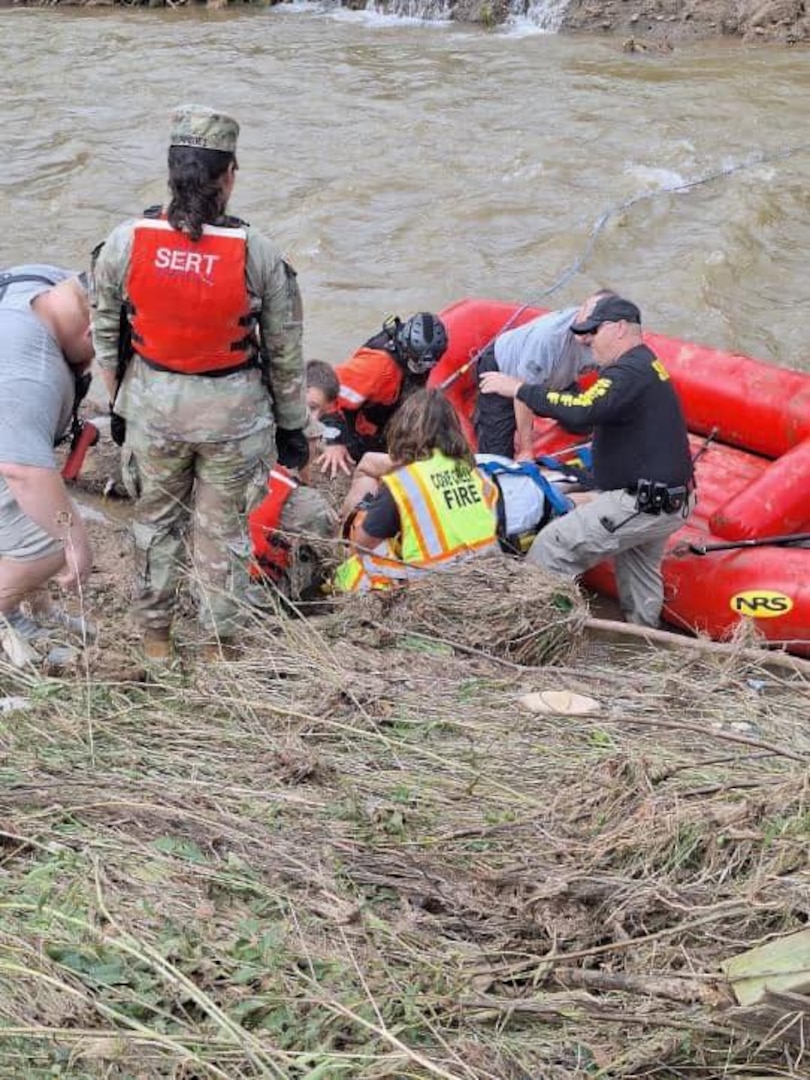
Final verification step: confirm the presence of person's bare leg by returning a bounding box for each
[0,552,66,665]
[0,551,66,616]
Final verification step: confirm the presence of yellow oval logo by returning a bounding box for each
[730,591,794,619]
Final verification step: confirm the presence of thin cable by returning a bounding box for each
[533,140,810,302]
[441,141,810,392]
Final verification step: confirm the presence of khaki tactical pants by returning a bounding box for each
[527,488,692,628]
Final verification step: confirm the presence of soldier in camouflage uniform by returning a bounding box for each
[91,104,308,662]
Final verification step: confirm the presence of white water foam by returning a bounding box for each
[278,0,451,27]
[501,18,552,38]
[624,164,689,193]
[277,0,563,30]
[504,0,569,35]
[363,0,453,22]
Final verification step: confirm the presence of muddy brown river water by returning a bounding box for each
[2,6,809,368]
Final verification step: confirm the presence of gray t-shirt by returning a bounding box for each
[494,306,593,389]
[0,265,76,470]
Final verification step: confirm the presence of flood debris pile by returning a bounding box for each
[0,579,808,1078]
[325,557,589,666]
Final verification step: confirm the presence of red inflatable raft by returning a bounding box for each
[429,298,810,657]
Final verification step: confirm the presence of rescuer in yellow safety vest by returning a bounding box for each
[333,388,499,593]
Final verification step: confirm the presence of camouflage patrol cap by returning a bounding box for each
[169,104,239,154]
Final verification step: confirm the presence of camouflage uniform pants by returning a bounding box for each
[122,426,275,636]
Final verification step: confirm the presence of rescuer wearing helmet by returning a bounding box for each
[316,312,449,479]
[91,104,308,663]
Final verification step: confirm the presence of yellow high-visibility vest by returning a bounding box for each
[385,450,499,567]
[332,451,499,593]
[331,540,406,594]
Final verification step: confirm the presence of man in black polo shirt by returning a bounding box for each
[479,295,693,627]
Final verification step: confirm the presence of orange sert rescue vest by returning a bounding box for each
[247,466,298,582]
[126,218,256,375]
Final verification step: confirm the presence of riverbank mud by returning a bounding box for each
[560,0,809,46]
[8,0,810,45]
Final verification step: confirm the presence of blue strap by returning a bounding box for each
[477,459,573,518]
[537,445,593,472]
[536,445,594,488]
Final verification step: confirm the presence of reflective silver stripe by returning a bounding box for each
[339,384,364,405]
[351,541,413,590]
[392,469,445,558]
[269,468,297,491]
[359,552,411,580]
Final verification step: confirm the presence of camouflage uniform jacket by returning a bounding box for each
[91,215,306,442]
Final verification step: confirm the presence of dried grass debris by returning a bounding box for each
[325,556,588,666]
[0,562,808,1079]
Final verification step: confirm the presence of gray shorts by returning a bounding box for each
[0,476,64,562]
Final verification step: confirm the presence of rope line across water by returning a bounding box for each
[533,140,810,302]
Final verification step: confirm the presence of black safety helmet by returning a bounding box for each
[396,312,448,376]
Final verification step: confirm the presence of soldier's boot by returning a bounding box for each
[142,627,173,663]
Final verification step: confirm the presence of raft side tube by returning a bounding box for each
[641,334,810,459]
[708,436,810,541]
[663,540,810,656]
[585,531,810,656]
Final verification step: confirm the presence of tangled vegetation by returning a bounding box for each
[1,559,808,1078]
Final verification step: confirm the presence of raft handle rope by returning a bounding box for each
[691,426,718,469]
[440,141,810,393]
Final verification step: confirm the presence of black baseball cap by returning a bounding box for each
[570,295,642,335]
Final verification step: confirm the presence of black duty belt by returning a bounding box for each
[626,479,691,515]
